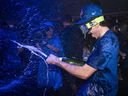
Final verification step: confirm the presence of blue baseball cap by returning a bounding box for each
[76,3,103,25]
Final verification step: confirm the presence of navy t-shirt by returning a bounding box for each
[77,30,119,96]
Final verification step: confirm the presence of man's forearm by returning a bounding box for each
[57,61,90,79]
[46,54,97,79]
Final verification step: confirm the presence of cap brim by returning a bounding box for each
[75,18,87,25]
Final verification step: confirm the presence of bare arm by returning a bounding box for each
[46,44,59,53]
[36,42,59,52]
[58,61,97,79]
[46,54,97,79]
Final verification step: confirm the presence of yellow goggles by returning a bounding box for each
[85,16,105,29]
[79,16,105,37]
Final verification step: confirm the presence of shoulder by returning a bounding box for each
[100,30,118,46]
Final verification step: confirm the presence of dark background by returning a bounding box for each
[59,0,128,16]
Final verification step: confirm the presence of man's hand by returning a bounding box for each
[46,54,61,65]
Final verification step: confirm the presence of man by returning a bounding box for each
[46,3,119,96]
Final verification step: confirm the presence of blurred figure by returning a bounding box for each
[37,21,65,96]
[61,14,84,60]
[119,23,128,81]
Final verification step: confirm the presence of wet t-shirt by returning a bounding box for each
[77,30,119,96]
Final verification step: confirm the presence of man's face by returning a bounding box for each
[89,25,100,39]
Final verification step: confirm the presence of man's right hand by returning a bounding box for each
[46,54,61,65]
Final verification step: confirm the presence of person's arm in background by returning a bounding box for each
[45,37,62,53]
[35,40,59,52]
[46,44,59,52]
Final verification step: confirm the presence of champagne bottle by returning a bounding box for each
[59,57,85,66]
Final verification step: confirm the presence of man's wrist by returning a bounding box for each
[56,58,63,66]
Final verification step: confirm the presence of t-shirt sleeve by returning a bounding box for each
[87,38,114,70]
